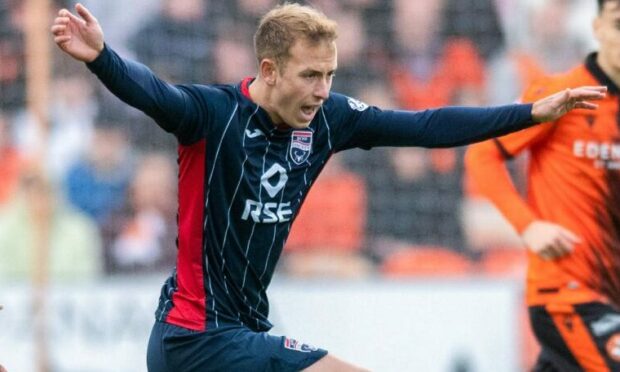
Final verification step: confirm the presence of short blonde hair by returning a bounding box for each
[254,3,338,68]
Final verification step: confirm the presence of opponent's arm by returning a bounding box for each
[465,130,580,260]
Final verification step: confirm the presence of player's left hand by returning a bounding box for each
[531,86,607,123]
[521,220,581,260]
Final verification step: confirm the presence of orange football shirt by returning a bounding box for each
[466,54,620,307]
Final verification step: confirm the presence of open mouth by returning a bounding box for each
[301,105,318,119]
[301,105,315,114]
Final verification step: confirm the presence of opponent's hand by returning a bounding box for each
[51,3,103,62]
[521,220,581,260]
[531,86,606,123]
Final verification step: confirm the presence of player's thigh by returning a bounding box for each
[146,321,171,372]
[147,321,231,372]
[302,354,369,372]
[529,302,620,372]
[258,333,328,371]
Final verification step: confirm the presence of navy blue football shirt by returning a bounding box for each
[87,44,534,332]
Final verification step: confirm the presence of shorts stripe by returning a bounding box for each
[547,303,609,371]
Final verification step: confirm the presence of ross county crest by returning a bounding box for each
[289,130,313,165]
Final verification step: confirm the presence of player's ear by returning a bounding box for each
[259,59,277,86]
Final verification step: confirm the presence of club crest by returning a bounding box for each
[289,130,313,165]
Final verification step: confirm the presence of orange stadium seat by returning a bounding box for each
[479,248,527,278]
[381,246,473,277]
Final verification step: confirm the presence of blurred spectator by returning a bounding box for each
[235,0,277,23]
[212,25,255,83]
[64,121,133,226]
[461,183,525,253]
[0,166,103,281]
[124,0,215,153]
[440,0,504,62]
[344,79,467,261]
[282,155,372,278]
[95,84,179,153]
[487,0,591,105]
[361,147,467,262]
[81,0,161,56]
[0,0,26,112]
[129,0,215,84]
[388,0,487,109]
[327,3,380,95]
[13,73,97,181]
[463,0,591,255]
[381,0,484,259]
[351,76,397,110]
[1,0,70,110]
[102,153,177,274]
[0,111,22,206]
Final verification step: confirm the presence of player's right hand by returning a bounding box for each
[51,3,104,63]
[521,220,581,260]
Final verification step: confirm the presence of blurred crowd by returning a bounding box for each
[0,0,597,281]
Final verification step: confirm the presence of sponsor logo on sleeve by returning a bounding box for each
[283,337,318,353]
[347,97,368,112]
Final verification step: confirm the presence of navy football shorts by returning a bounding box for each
[529,302,620,372]
[146,321,328,372]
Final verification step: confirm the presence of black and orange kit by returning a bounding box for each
[467,53,620,372]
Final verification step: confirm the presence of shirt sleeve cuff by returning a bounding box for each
[520,103,534,124]
[85,43,112,73]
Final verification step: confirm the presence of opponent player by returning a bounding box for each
[466,1,620,370]
[52,3,605,371]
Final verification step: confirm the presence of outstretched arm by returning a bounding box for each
[51,4,200,134]
[465,136,580,261]
[339,86,606,150]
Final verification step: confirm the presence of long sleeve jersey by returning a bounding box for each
[87,44,535,332]
[466,54,620,308]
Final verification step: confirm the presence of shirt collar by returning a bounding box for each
[585,52,620,95]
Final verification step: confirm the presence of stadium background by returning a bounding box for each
[0,0,598,371]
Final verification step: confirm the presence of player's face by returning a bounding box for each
[595,2,620,77]
[271,39,337,129]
